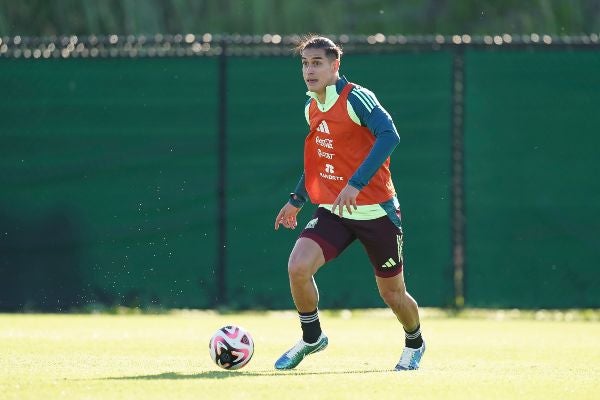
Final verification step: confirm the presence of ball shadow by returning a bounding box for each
[103,368,393,380]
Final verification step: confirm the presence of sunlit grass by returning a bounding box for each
[1,309,599,400]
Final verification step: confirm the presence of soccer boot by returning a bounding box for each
[395,341,426,371]
[274,333,328,370]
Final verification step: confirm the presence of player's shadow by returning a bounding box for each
[105,369,392,380]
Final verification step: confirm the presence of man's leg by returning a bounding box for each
[376,272,426,370]
[288,237,325,312]
[375,271,419,330]
[275,208,355,370]
[274,237,329,370]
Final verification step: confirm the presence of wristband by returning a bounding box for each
[288,193,305,208]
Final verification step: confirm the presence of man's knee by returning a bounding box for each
[378,286,407,308]
[288,255,314,282]
[287,238,324,282]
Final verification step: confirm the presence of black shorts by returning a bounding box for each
[299,207,404,278]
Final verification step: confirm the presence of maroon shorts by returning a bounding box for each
[299,207,404,278]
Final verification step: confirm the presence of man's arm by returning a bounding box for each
[347,86,400,190]
[289,173,308,208]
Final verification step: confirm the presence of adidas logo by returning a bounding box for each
[381,258,397,269]
[305,218,318,229]
[316,120,330,134]
[397,234,404,264]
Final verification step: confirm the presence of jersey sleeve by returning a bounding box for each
[347,86,400,190]
[289,173,308,207]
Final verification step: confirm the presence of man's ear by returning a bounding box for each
[332,58,340,73]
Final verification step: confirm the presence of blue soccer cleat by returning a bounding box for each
[395,341,426,371]
[274,333,328,370]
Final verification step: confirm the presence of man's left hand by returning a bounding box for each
[331,184,360,217]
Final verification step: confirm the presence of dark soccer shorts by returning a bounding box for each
[299,207,404,278]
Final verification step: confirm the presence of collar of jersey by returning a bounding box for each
[306,76,349,112]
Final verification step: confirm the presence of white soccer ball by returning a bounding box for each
[208,325,254,370]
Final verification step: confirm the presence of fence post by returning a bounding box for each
[450,47,466,308]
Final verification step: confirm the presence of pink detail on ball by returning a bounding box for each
[231,348,250,362]
[213,336,227,355]
[222,326,240,339]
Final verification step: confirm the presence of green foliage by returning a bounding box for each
[0,0,599,36]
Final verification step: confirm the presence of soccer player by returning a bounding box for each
[273,35,425,371]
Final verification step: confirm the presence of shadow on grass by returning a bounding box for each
[104,369,393,380]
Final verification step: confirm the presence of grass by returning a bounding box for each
[1,309,599,400]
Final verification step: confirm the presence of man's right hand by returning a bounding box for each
[274,203,301,230]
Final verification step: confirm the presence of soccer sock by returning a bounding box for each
[404,324,423,349]
[299,308,322,344]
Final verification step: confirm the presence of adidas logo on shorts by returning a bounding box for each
[305,218,318,229]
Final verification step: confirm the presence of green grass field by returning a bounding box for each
[1,309,599,400]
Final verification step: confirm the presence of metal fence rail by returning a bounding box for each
[1,33,599,59]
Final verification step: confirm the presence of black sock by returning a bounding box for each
[405,324,423,349]
[299,309,321,344]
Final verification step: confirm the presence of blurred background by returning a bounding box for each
[2,0,600,36]
[0,0,599,312]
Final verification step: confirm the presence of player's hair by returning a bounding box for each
[295,34,343,60]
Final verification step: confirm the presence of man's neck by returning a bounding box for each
[316,91,327,104]
[316,76,339,103]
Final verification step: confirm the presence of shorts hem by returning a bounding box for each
[374,266,403,278]
[299,231,338,262]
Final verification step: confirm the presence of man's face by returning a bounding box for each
[301,48,339,94]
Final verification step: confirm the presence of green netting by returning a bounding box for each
[6,49,596,310]
[464,50,600,308]
[0,57,219,309]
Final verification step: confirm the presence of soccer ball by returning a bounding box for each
[208,325,254,370]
